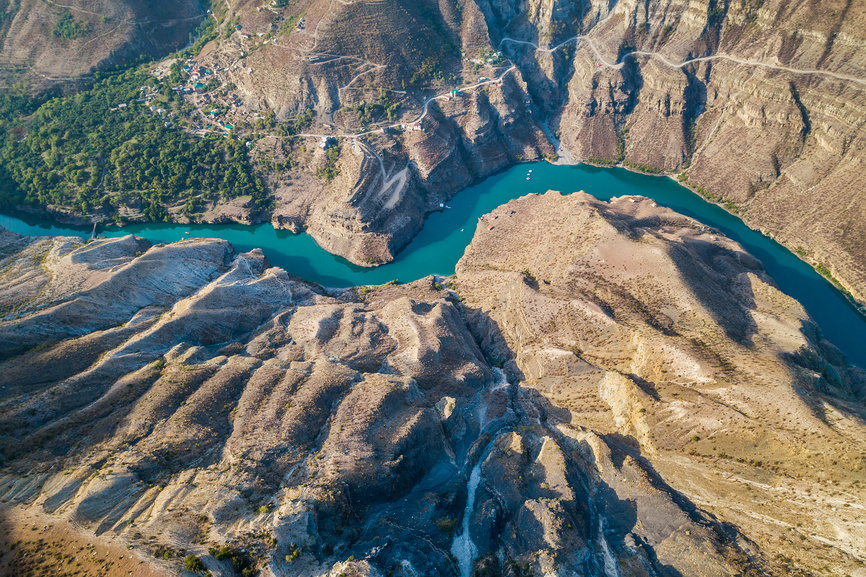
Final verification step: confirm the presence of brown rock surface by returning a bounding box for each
[0,0,202,88]
[0,189,863,575]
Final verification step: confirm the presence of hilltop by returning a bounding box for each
[0,0,203,88]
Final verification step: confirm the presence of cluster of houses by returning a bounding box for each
[394,121,425,132]
[466,51,504,65]
[184,62,213,82]
[113,57,253,135]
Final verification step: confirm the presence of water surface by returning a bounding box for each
[2,162,864,365]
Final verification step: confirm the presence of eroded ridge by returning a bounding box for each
[0,192,863,576]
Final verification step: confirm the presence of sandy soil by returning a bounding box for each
[0,506,169,577]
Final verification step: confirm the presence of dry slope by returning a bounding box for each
[0,190,863,576]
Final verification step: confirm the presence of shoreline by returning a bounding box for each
[2,158,865,319]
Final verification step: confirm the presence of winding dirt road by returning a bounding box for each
[500,34,866,87]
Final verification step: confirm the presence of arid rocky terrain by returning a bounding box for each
[3,0,864,311]
[0,0,203,88]
[175,0,866,309]
[0,191,863,576]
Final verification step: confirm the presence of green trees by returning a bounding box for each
[316,145,341,182]
[53,12,91,40]
[184,554,206,571]
[0,67,271,220]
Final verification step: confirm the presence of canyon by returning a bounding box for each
[0,192,863,576]
[1,0,864,309]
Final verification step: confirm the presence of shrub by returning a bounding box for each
[435,518,458,532]
[184,555,206,571]
[53,12,91,40]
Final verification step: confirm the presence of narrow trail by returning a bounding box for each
[500,34,866,86]
[293,64,516,141]
[353,139,409,209]
[337,62,387,99]
[43,0,111,18]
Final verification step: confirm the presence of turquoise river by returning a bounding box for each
[2,162,864,366]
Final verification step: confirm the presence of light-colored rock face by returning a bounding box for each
[456,190,866,576]
[1,194,864,576]
[170,0,866,305]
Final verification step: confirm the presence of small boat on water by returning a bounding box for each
[184,232,190,235]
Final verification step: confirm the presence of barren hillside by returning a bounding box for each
[0,192,863,576]
[0,0,203,87]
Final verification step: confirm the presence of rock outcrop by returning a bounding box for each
[0,190,863,576]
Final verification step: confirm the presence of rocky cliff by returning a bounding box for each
[164,0,866,308]
[0,192,863,576]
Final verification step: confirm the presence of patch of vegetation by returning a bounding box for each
[722,200,740,214]
[0,1,21,29]
[587,157,616,166]
[316,143,341,182]
[623,160,662,174]
[53,12,91,40]
[285,544,301,562]
[435,517,458,533]
[707,0,726,25]
[276,107,316,137]
[660,24,675,42]
[184,554,206,571]
[408,4,460,88]
[209,545,257,577]
[279,14,302,36]
[150,543,177,559]
[378,89,399,122]
[0,66,270,219]
[637,22,650,34]
[617,41,635,60]
[410,50,451,87]
[183,9,219,57]
[815,264,853,298]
